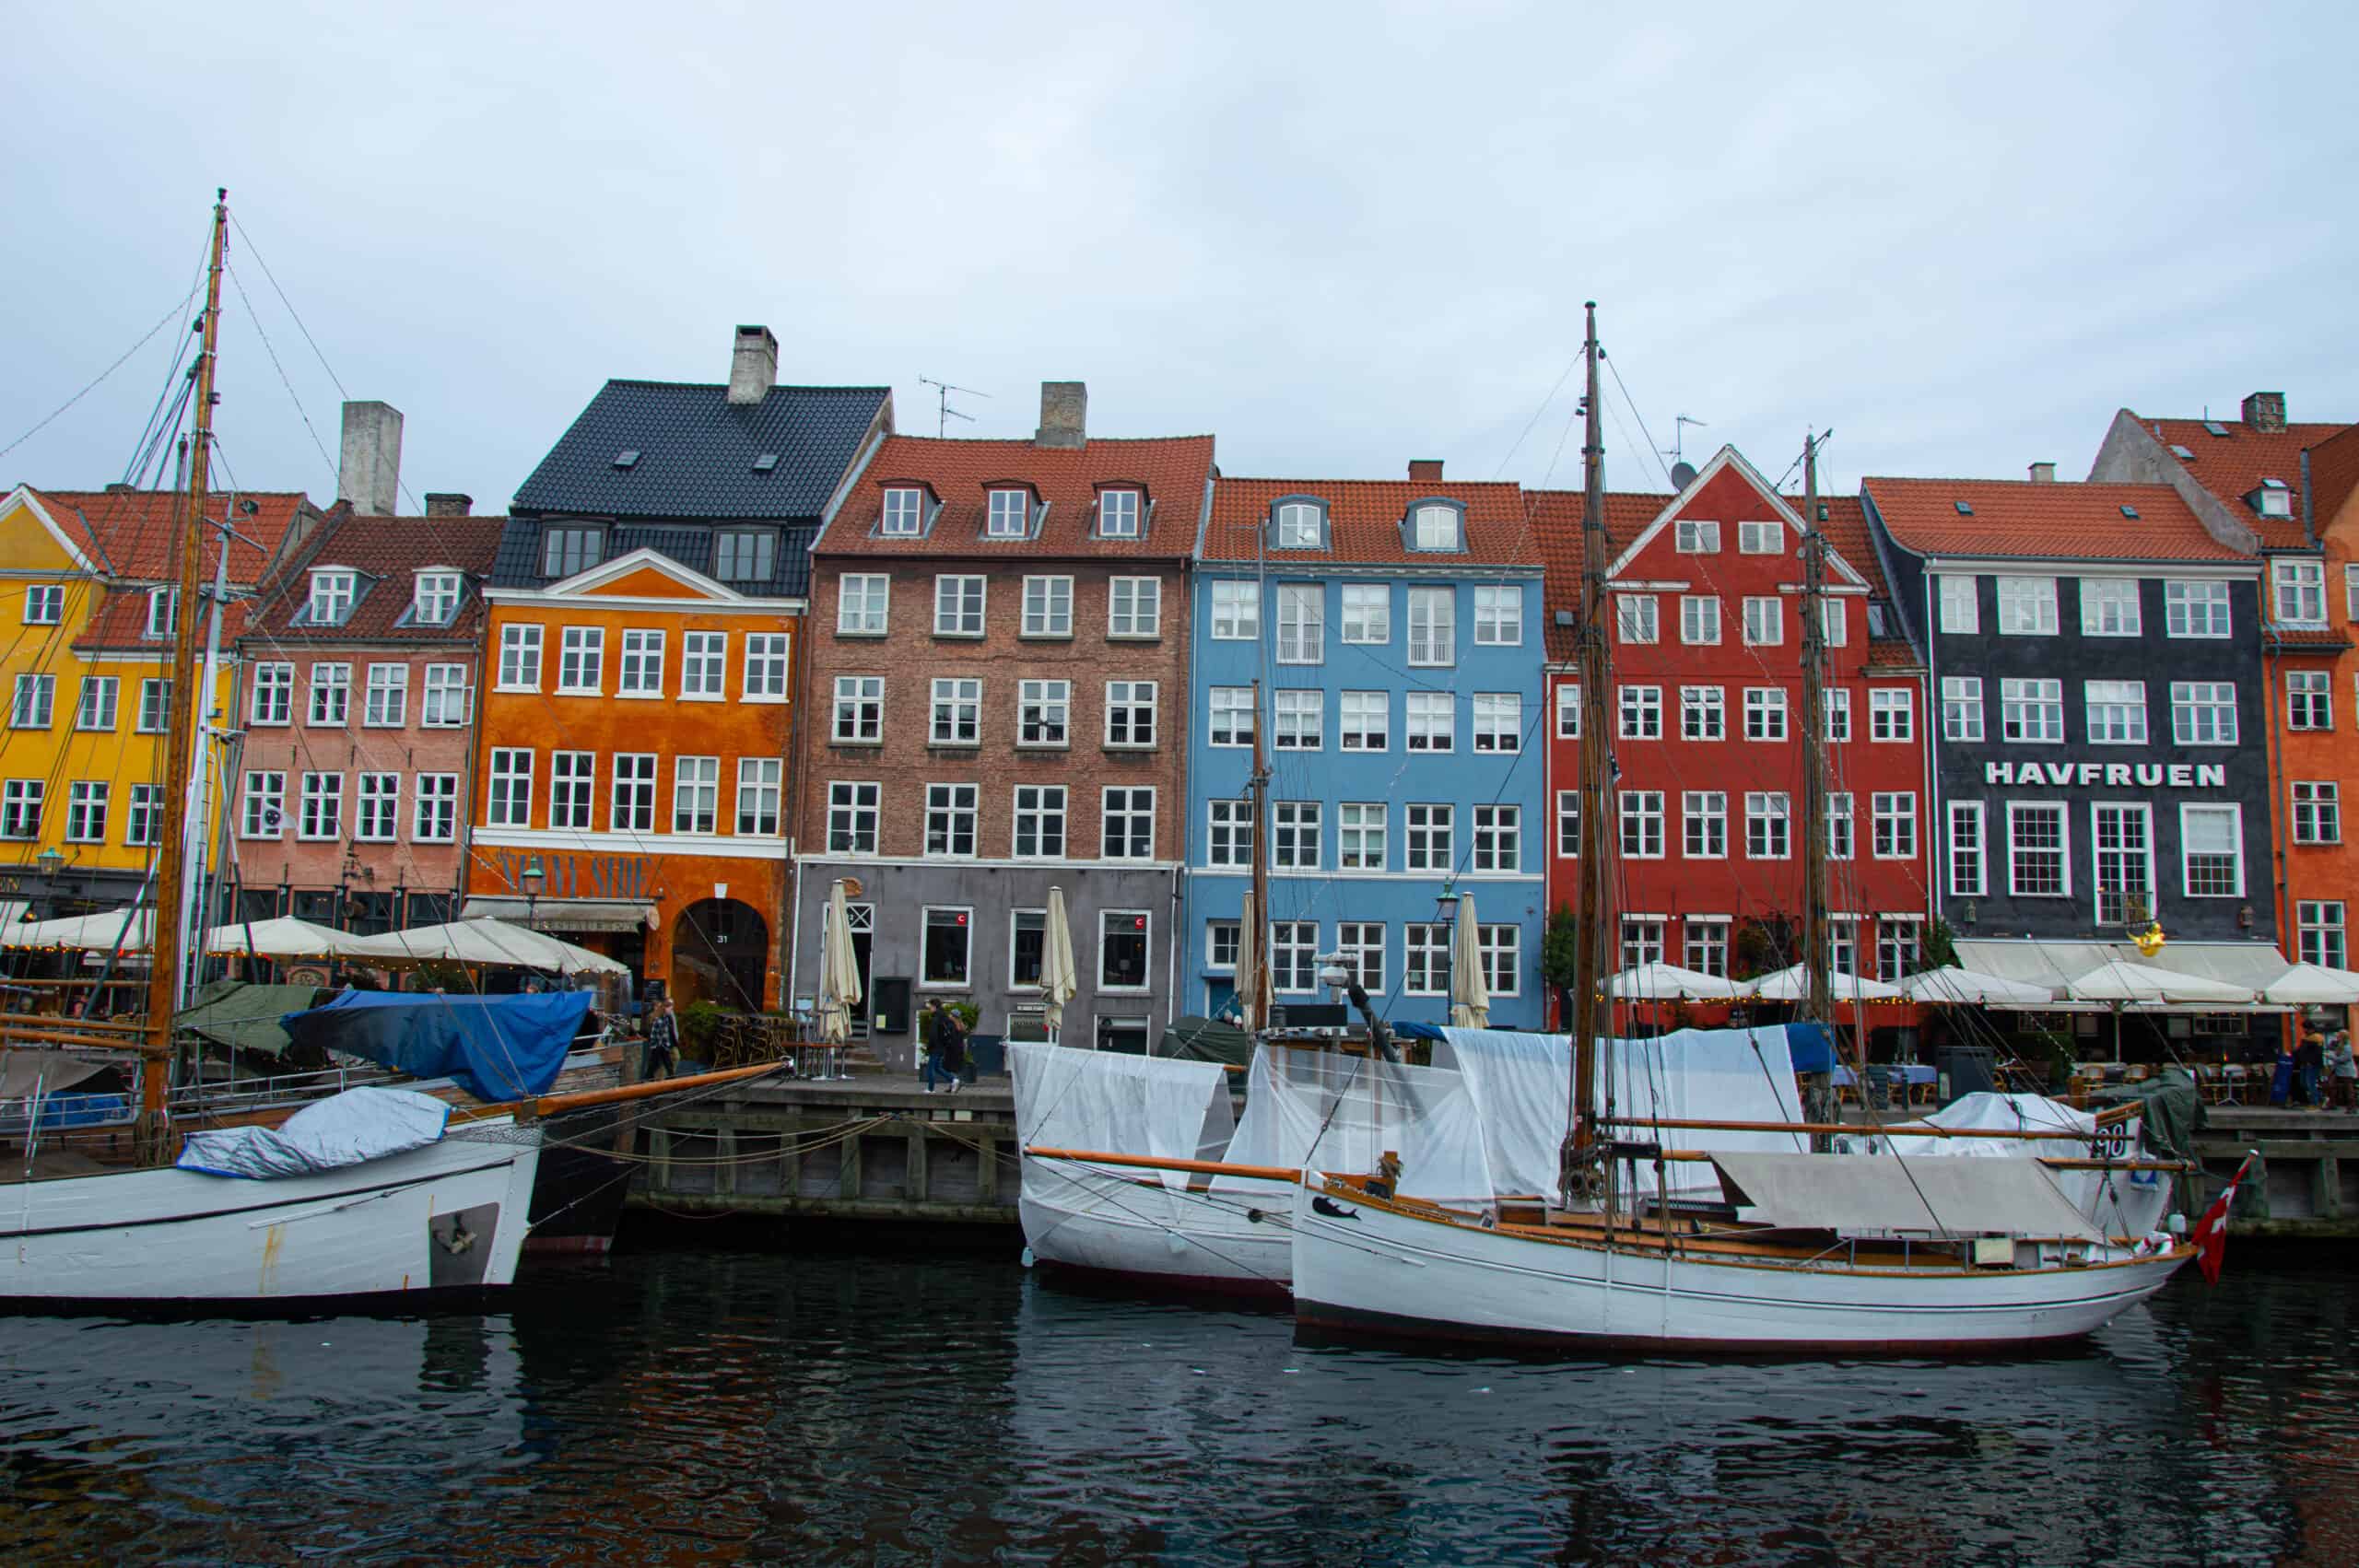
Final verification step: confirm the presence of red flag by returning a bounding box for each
[2192,1153,2257,1285]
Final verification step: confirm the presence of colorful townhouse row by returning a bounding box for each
[4,325,2351,1062]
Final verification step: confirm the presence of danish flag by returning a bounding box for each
[2192,1152,2258,1286]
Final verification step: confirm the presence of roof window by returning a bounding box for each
[2169,444,2196,460]
[614,450,640,470]
[2203,420,2230,438]
[1407,499,1464,552]
[2254,479,2293,520]
[2119,505,2140,520]
[752,452,779,473]
[1953,500,1974,516]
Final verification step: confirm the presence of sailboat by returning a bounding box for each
[1285,304,2196,1352]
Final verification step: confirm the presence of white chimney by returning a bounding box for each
[2027,462,2056,484]
[728,325,779,406]
[338,401,404,515]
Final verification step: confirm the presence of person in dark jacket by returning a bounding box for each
[922,998,968,1094]
[644,998,680,1081]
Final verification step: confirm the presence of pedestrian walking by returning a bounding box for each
[2296,1030,2324,1108]
[922,998,968,1094]
[2329,1028,2356,1112]
[644,997,680,1081]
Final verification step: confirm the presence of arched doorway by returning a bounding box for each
[671,898,769,1012]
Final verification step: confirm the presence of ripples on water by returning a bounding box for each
[2,1243,2353,1565]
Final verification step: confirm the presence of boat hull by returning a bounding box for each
[0,1126,541,1306]
[1019,1162,1292,1301]
[1290,1178,2192,1353]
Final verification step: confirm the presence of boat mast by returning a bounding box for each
[141,188,229,1151]
[1561,302,1614,1207]
[1799,432,1831,1023]
[1248,673,1271,1030]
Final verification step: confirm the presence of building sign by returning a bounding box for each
[487,849,656,900]
[1983,761,2227,790]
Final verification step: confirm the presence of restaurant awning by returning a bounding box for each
[460,895,655,934]
[1954,939,2296,1011]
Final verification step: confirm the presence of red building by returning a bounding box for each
[1535,447,1931,1017]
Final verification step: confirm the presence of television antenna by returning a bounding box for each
[918,375,990,437]
[1663,414,1708,467]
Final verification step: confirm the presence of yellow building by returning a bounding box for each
[0,486,317,916]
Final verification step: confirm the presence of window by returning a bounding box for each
[364,663,409,726]
[1339,802,1386,870]
[2083,680,2148,744]
[2289,671,2332,731]
[1478,925,1520,997]
[1341,584,1390,643]
[1408,588,1456,665]
[1473,805,1520,872]
[1211,580,1260,639]
[1737,520,1781,555]
[1100,910,1151,990]
[1009,910,1048,988]
[1616,595,1660,645]
[1272,802,1320,870]
[498,625,543,690]
[23,584,61,625]
[1876,919,1923,982]
[1109,577,1160,638]
[1829,919,1859,979]
[1743,687,1787,742]
[2298,901,2347,969]
[1621,919,1667,968]
[682,632,726,697]
[2092,803,2154,925]
[1869,688,1912,743]
[2275,559,2327,625]
[1619,685,1662,740]
[76,677,116,731]
[549,751,595,830]
[1272,921,1319,992]
[11,673,57,728]
[931,678,981,744]
[1680,685,1723,742]
[1621,790,1664,859]
[1337,922,1384,991]
[1745,792,1791,860]
[308,569,356,625]
[1405,804,1453,871]
[1273,688,1321,751]
[933,575,985,636]
[2294,781,2341,845]
[412,773,457,842]
[1820,600,1848,648]
[1106,681,1157,747]
[608,754,655,832]
[1555,684,1581,739]
[1018,680,1071,747]
[737,758,781,835]
[1742,596,1782,646]
[925,784,978,858]
[743,634,790,699]
[542,527,602,578]
[1275,584,1323,663]
[674,756,720,834]
[1205,919,1239,974]
[128,678,168,734]
[830,676,883,743]
[2181,804,2244,896]
[1207,800,1254,868]
[487,749,533,827]
[1473,693,1521,753]
[1339,690,1388,752]
[881,487,924,536]
[2349,565,2359,623]
[827,780,877,852]
[714,530,776,583]
[1209,686,1255,748]
[920,907,972,986]
[1680,595,1720,645]
[413,570,461,625]
[1872,792,1917,860]
[1996,576,2060,635]
[2001,678,2063,743]
[1828,792,1854,860]
[1097,488,1141,538]
[1947,802,1986,897]
[61,780,107,843]
[1274,501,1322,548]
[357,773,401,842]
[1555,791,1581,857]
[422,664,470,727]
[1942,677,1984,742]
[1473,585,1521,646]
[308,663,350,726]
[1022,575,1074,638]
[2164,580,2231,638]
[238,772,281,839]
[297,773,340,840]
[251,662,293,724]
[2080,579,2142,637]
[2171,682,2238,746]
[987,489,1031,539]
[616,630,664,696]
[124,784,162,848]
[2009,802,2068,896]
[1406,691,1453,752]
[1675,519,1720,553]
[0,779,41,839]
[557,628,604,694]
[145,586,177,639]
[1936,574,1978,634]
[1103,787,1155,860]
[1684,790,1727,859]
[1672,919,1726,977]
[837,574,890,636]
[1824,688,1851,743]
[1014,785,1066,859]
[1412,504,1460,551]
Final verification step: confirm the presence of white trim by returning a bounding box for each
[1603,446,1872,589]
[796,851,1182,874]
[1916,553,2259,581]
[471,825,790,860]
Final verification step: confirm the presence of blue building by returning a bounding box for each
[1185,465,1549,1026]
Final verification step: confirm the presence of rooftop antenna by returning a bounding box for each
[1664,415,1707,488]
[918,375,989,437]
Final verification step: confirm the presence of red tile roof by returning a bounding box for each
[2131,414,2349,550]
[2306,423,2359,537]
[818,436,1215,561]
[2263,626,2353,651]
[1862,478,2243,564]
[1203,477,1538,568]
[245,511,508,646]
[1527,490,1671,661]
[26,488,310,583]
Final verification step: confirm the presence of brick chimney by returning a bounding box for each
[2242,392,2287,433]
[1035,381,1087,449]
[337,401,404,516]
[728,325,779,406]
[2027,462,2055,484]
[1409,459,1444,482]
[423,493,473,517]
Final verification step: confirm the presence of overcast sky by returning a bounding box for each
[6,3,2354,512]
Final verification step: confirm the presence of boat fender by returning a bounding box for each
[1311,1196,1360,1223]
[1020,1246,1036,1269]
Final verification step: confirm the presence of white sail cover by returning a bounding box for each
[1221,1047,1493,1204]
[175,1087,452,1179]
[1836,1091,2169,1237]
[1010,1044,1234,1194]
[1711,1151,2107,1243]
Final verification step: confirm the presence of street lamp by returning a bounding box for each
[520,854,546,931]
[35,847,64,914]
[1434,887,1459,1013]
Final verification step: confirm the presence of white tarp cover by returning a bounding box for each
[1435,1026,1811,1200]
[1710,1151,2107,1243]
[175,1086,451,1180]
[1836,1093,2169,1238]
[1219,1047,1493,1204]
[0,1048,109,1099]
[338,918,628,976]
[1010,1043,1235,1195]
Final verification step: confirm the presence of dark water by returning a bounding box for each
[3,1244,2355,1566]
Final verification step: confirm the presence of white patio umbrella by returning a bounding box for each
[1606,960,1742,1000]
[1234,891,1271,1033]
[1901,965,2057,1007]
[1449,891,1489,1028]
[2,908,155,951]
[2256,962,2359,1007]
[1040,885,1080,1044]
[200,916,358,959]
[1746,963,1907,1003]
[339,917,628,976]
[814,880,863,1047]
[2062,959,2251,1006]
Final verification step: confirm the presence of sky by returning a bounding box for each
[5,2,2355,512]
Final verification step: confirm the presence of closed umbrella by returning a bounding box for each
[1234,892,1271,1033]
[1040,885,1080,1044]
[1449,891,1489,1028]
[815,880,863,1047]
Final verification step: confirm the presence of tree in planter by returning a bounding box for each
[1541,904,1581,1026]
[677,1000,726,1059]
[1919,916,1959,974]
[1732,912,1797,981]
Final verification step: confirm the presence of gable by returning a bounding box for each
[0,489,100,574]
[1606,447,1868,588]
[580,564,715,600]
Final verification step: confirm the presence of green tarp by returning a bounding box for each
[1156,1014,1253,1071]
[175,979,327,1059]
[2090,1066,2206,1214]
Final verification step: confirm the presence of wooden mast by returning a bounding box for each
[1799,433,1832,1023]
[140,188,228,1152]
[1561,302,1614,1207]
[1247,674,1271,1030]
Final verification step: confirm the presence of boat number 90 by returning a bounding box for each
[2092,1126,2130,1160]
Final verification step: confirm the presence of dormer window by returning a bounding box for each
[413,571,462,625]
[714,529,776,583]
[1274,501,1325,549]
[145,587,178,640]
[2254,478,2293,520]
[987,488,1032,539]
[309,569,357,626]
[881,487,925,536]
[1097,488,1141,538]
[542,526,603,579]
[1409,501,1463,552]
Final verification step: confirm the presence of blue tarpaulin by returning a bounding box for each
[280,989,593,1102]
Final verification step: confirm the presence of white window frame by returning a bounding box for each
[2000,678,2064,743]
[1680,595,1720,645]
[1407,587,1456,666]
[1206,800,1254,869]
[838,573,890,636]
[1743,687,1787,742]
[1941,676,1983,743]
[1872,791,1918,860]
[880,487,924,537]
[307,568,357,625]
[742,633,791,701]
[1674,519,1720,554]
[682,631,727,699]
[76,676,117,732]
[1620,790,1664,860]
[296,773,340,842]
[1338,802,1386,871]
[925,782,978,859]
[1555,683,1580,739]
[2170,682,2239,746]
[1473,804,1520,872]
[1210,580,1260,640]
[1472,693,1521,754]
[1098,908,1153,991]
[2092,802,2155,927]
[1101,786,1156,860]
[1616,594,1660,646]
[1738,520,1782,556]
[1744,791,1791,860]
[736,757,782,836]
[1996,576,2060,636]
[1473,585,1521,646]
[2079,578,2142,637]
[413,571,462,625]
[2274,558,2327,626]
[2287,670,2333,731]
[65,780,111,842]
[1947,802,1986,898]
[1618,685,1662,741]
[356,772,401,843]
[933,575,986,637]
[251,661,293,725]
[1272,801,1321,871]
[1105,680,1158,748]
[617,629,666,696]
[307,663,349,727]
[1937,574,1979,635]
[2179,802,2245,899]
[549,751,596,831]
[828,782,881,855]
[22,584,62,625]
[2164,579,2231,638]
[1272,688,1321,752]
[932,677,982,746]
[1405,691,1453,752]
[486,749,533,828]
[1742,596,1782,647]
[239,771,283,840]
[1683,790,1727,860]
[1275,583,1324,664]
[1340,584,1390,644]
[674,755,721,834]
[832,675,883,744]
[1404,803,1453,872]
[414,772,459,843]
[1021,575,1075,638]
[611,753,656,833]
[1013,784,1067,860]
[363,662,409,728]
[2007,802,2071,898]
[1209,686,1255,748]
[1339,690,1388,752]
[1109,577,1161,638]
[421,663,471,728]
[987,488,1031,539]
[1097,488,1141,538]
[2084,680,2149,744]
[1018,679,1072,749]
[1477,924,1520,998]
[557,627,604,695]
[1868,687,1912,743]
[2293,780,2341,846]
[1680,685,1723,742]
[498,624,543,690]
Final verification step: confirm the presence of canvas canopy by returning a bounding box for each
[280,989,593,1101]
[2064,960,2251,1006]
[1710,1151,2107,1243]
[1902,966,2057,1006]
[202,917,357,958]
[177,1086,450,1179]
[1012,1042,1235,1194]
[2256,963,2359,1006]
[1744,964,1905,1002]
[2,908,153,952]
[1221,1047,1493,1205]
[338,918,627,976]
[1606,962,1742,1000]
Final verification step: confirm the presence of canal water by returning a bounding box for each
[4,1247,2354,1565]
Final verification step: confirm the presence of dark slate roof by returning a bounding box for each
[489,520,823,599]
[511,380,889,521]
